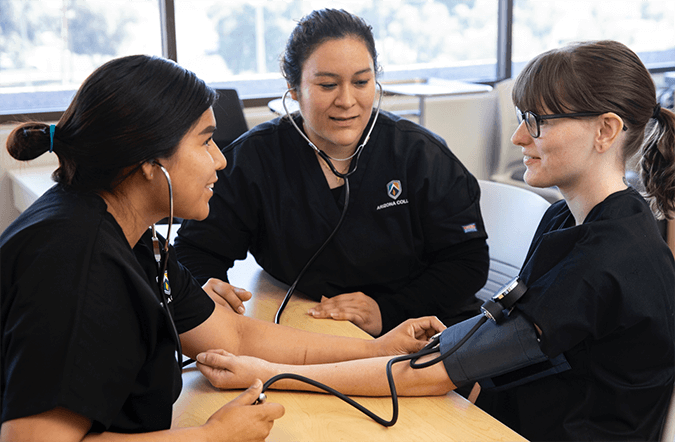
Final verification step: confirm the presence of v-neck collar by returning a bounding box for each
[290,112,378,217]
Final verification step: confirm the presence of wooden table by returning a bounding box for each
[171,256,527,441]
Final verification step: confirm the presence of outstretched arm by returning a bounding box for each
[196,349,455,397]
[180,303,446,366]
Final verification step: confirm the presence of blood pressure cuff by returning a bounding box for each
[439,311,571,391]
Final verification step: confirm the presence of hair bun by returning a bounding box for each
[6,123,52,161]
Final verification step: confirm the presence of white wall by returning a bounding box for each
[424,91,498,180]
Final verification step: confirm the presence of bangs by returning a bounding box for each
[512,46,591,115]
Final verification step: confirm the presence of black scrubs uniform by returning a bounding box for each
[1,185,215,433]
[475,188,675,441]
[175,110,489,333]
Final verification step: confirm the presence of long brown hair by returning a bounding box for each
[513,40,675,218]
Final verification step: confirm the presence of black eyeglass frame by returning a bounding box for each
[515,107,606,138]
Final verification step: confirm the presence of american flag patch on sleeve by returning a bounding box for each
[462,223,478,233]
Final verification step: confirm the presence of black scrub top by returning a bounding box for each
[476,188,675,441]
[1,185,215,433]
[176,110,489,333]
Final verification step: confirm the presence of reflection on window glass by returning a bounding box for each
[0,0,161,112]
[175,0,498,97]
[512,0,675,75]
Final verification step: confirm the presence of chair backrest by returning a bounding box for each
[661,385,675,442]
[212,89,248,148]
[476,179,551,300]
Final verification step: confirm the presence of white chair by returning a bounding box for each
[477,181,675,439]
[475,179,551,301]
[662,386,675,442]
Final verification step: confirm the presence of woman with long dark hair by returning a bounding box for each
[0,54,443,442]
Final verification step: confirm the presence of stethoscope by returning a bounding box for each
[272,82,383,325]
[260,81,529,425]
[259,276,529,426]
[281,82,383,181]
[150,161,185,369]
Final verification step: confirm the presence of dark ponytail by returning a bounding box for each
[5,55,217,193]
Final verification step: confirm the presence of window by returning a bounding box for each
[0,0,162,115]
[512,0,675,75]
[174,0,499,98]
[1,0,675,118]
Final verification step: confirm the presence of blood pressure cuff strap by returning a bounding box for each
[439,311,571,391]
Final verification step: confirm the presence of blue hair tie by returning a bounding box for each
[49,124,56,153]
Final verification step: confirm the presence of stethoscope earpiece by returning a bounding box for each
[151,161,174,257]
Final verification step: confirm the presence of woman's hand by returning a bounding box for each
[308,292,383,335]
[196,349,277,390]
[201,379,285,442]
[0,383,284,442]
[202,278,252,314]
[373,316,446,356]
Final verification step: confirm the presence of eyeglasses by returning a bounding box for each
[515,107,604,138]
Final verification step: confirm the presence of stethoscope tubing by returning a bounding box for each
[262,86,500,426]
[273,82,383,324]
[281,82,383,178]
[151,162,185,367]
[275,178,351,324]
[260,314,487,426]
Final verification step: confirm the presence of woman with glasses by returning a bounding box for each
[0,54,446,442]
[195,40,675,441]
[174,9,490,338]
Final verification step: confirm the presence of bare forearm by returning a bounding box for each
[184,305,444,371]
[264,355,455,397]
[181,304,377,365]
[233,311,444,366]
[236,315,377,364]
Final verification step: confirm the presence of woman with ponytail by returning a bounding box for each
[194,40,675,441]
[0,55,444,442]
[462,39,675,441]
[0,55,286,442]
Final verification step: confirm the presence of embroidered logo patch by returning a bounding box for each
[162,271,172,302]
[376,180,409,210]
[387,180,402,200]
[462,223,478,233]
